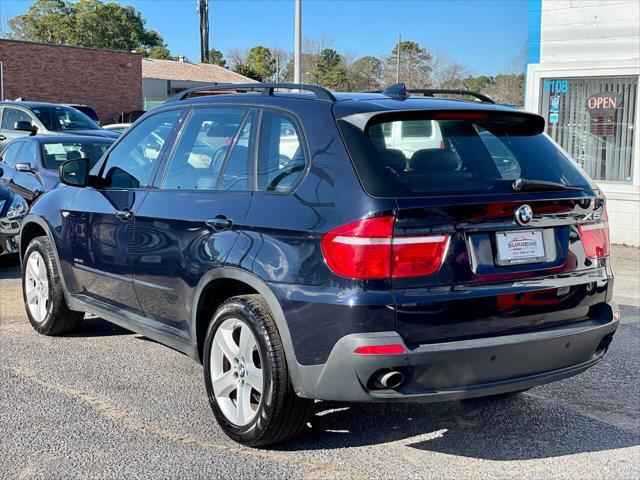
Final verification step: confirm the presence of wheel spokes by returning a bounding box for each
[212,370,236,397]
[245,365,263,394]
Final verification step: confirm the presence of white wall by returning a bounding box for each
[526,0,640,246]
[539,0,640,64]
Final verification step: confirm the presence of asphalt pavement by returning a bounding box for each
[0,246,638,479]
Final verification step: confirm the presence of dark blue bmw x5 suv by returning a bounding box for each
[19,83,619,446]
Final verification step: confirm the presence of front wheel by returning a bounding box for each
[22,236,84,335]
[203,294,312,447]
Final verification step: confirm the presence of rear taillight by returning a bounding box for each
[579,222,610,259]
[321,216,450,279]
[579,208,610,259]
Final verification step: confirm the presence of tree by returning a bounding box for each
[313,48,350,90]
[147,46,175,60]
[385,41,433,88]
[244,45,276,81]
[207,48,226,67]
[7,0,165,54]
[349,56,383,91]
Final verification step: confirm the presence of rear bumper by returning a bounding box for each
[295,301,618,402]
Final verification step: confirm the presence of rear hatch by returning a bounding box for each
[337,108,613,346]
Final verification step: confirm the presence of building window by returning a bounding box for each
[539,76,637,183]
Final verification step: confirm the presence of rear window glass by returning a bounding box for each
[42,141,111,169]
[338,112,592,198]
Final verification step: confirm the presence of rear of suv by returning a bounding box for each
[18,83,618,446]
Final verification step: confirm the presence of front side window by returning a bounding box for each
[42,141,112,170]
[31,105,100,131]
[0,142,23,167]
[257,111,307,192]
[100,109,181,189]
[162,108,247,190]
[16,142,36,168]
[1,109,33,130]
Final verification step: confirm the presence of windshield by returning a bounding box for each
[31,106,100,131]
[338,112,593,198]
[41,140,112,169]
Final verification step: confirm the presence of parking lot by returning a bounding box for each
[0,246,638,479]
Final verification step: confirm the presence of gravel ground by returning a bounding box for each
[0,246,638,479]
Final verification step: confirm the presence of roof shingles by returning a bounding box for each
[142,58,257,84]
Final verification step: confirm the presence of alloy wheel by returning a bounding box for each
[210,317,264,426]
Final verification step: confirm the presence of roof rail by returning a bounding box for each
[407,88,496,104]
[376,84,495,104]
[167,83,336,102]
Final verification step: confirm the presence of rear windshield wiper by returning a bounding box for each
[511,178,583,192]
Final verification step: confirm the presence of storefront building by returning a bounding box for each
[525,0,640,246]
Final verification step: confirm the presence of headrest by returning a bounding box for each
[410,149,459,172]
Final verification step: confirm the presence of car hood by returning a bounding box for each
[64,129,120,139]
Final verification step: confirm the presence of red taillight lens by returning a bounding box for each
[391,235,450,278]
[579,222,610,259]
[321,216,449,279]
[354,344,406,355]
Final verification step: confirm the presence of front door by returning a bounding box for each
[66,108,183,313]
[131,107,257,338]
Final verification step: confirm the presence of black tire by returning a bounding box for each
[22,236,84,335]
[203,294,312,447]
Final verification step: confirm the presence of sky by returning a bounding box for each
[0,0,529,76]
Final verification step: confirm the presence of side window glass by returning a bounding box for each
[17,142,36,168]
[1,109,33,130]
[1,143,23,167]
[217,110,257,191]
[100,109,181,189]
[162,108,247,190]
[257,112,307,192]
[475,125,521,180]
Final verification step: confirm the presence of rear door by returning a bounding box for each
[131,106,256,338]
[338,110,611,346]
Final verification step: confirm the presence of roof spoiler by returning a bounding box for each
[378,83,495,104]
[166,83,336,102]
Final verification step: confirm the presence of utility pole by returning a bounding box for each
[294,0,302,83]
[198,0,209,63]
[396,33,401,83]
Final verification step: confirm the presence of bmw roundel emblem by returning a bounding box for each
[515,205,533,226]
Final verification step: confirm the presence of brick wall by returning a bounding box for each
[0,39,142,124]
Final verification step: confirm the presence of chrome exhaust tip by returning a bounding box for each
[373,369,405,389]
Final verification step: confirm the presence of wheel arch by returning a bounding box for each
[191,267,306,395]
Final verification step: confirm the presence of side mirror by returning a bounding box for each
[14,162,35,173]
[14,121,38,135]
[59,158,90,187]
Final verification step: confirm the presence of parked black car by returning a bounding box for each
[0,101,119,149]
[18,83,618,447]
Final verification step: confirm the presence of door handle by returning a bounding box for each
[116,208,134,221]
[206,216,233,231]
[0,135,6,141]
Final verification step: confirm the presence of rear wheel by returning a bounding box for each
[22,236,83,335]
[203,294,312,447]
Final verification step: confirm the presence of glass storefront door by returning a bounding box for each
[539,76,637,183]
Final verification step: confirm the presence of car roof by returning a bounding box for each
[0,101,77,109]
[7,134,115,144]
[164,89,524,120]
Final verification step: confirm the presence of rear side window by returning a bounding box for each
[338,112,592,198]
[257,111,306,192]
[162,107,247,190]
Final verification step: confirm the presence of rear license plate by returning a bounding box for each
[496,230,546,265]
